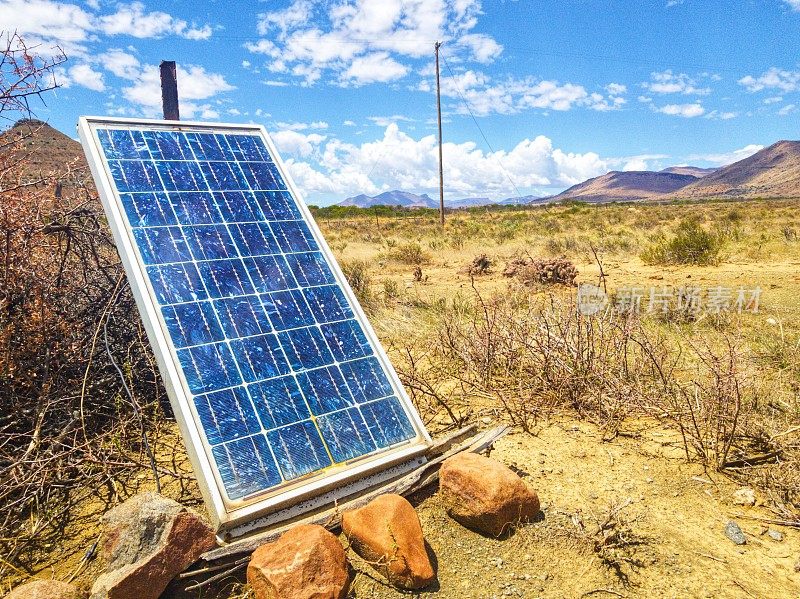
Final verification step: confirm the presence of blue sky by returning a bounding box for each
[3,0,800,205]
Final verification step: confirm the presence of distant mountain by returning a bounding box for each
[660,166,718,178]
[338,191,504,209]
[447,197,496,208]
[672,141,800,199]
[548,170,699,203]
[338,190,439,208]
[498,195,549,205]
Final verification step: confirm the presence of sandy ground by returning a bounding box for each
[5,205,800,598]
[346,420,800,599]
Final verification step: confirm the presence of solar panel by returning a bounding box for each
[78,117,430,533]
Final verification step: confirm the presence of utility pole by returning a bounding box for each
[160,61,180,121]
[435,41,444,226]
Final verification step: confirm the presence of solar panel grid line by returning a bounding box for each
[101,125,317,496]
[79,117,430,533]
[138,133,296,496]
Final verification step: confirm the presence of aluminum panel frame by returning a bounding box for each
[77,116,431,534]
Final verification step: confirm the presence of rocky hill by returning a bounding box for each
[0,119,91,192]
[673,140,800,199]
[547,170,699,203]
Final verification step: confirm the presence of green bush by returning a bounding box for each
[391,241,431,265]
[641,220,724,266]
[340,259,373,305]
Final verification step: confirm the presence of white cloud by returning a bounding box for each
[98,2,211,39]
[739,67,800,93]
[272,130,327,157]
[341,52,409,85]
[656,103,706,117]
[343,120,357,126]
[101,49,141,79]
[247,0,500,85]
[0,0,213,57]
[68,63,105,91]
[611,154,669,171]
[457,33,503,64]
[117,63,234,118]
[764,96,783,104]
[277,124,609,203]
[274,121,329,131]
[783,0,800,10]
[643,70,711,95]
[687,144,764,165]
[432,69,624,116]
[704,110,737,120]
[367,115,415,127]
[778,104,797,116]
[606,83,627,96]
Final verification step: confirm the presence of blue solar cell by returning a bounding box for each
[248,375,310,429]
[230,333,290,383]
[91,125,423,504]
[178,341,241,394]
[263,289,313,331]
[99,129,151,160]
[133,226,191,265]
[321,320,372,362]
[296,365,353,415]
[267,420,331,480]
[360,396,415,448]
[198,259,254,298]
[285,252,334,287]
[339,357,394,403]
[240,161,281,190]
[245,255,296,292]
[229,222,279,257]
[162,301,224,348]
[278,326,334,371]
[148,263,208,305]
[271,221,316,253]
[212,435,282,500]
[302,285,352,324]
[156,161,206,192]
[172,192,220,224]
[194,387,260,445]
[214,296,272,339]
[214,191,263,223]
[184,225,237,261]
[120,192,177,228]
[317,407,376,462]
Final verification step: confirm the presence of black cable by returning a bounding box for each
[441,52,523,199]
[103,313,161,494]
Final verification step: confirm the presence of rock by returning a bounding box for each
[90,492,216,599]
[342,494,435,590]
[732,487,756,506]
[247,524,349,599]
[725,521,747,545]
[439,452,540,537]
[767,529,784,542]
[5,580,83,599]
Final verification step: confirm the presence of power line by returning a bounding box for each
[441,53,523,199]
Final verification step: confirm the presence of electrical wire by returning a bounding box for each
[441,52,524,200]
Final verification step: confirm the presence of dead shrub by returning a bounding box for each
[503,256,578,286]
[465,253,492,275]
